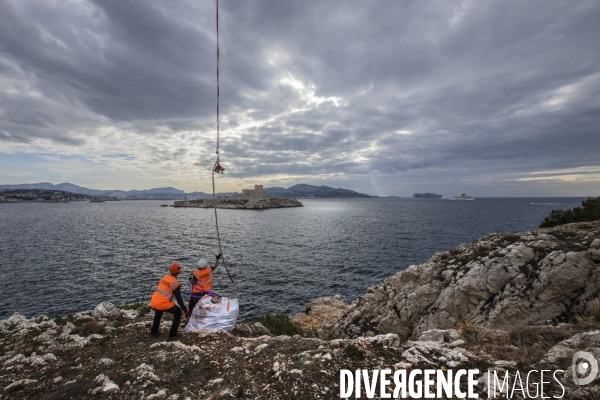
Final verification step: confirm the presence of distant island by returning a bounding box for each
[174,185,303,209]
[412,192,443,198]
[0,182,376,200]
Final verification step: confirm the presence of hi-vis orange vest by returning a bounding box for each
[192,268,213,293]
[149,275,181,310]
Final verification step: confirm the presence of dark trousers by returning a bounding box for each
[188,295,201,314]
[151,306,182,337]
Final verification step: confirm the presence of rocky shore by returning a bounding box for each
[204,197,303,210]
[2,221,599,399]
[174,197,303,209]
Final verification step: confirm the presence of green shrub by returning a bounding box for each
[540,197,600,228]
[255,312,304,336]
[120,301,150,317]
[344,344,365,360]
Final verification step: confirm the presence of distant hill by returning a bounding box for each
[0,189,94,203]
[0,182,185,200]
[0,182,376,199]
[412,192,443,198]
[265,184,376,198]
[0,182,108,195]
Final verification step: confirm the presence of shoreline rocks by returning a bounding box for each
[324,221,600,342]
[174,196,303,209]
[208,196,303,209]
[291,295,350,330]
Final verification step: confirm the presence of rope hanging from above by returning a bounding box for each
[211,0,233,283]
[213,0,224,175]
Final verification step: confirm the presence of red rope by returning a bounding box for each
[212,0,224,174]
[216,0,220,156]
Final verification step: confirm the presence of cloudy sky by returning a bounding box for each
[1,0,599,197]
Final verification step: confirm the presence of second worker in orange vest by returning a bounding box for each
[188,253,222,313]
[149,262,189,340]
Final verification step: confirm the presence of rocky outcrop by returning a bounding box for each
[210,197,303,209]
[176,196,303,209]
[292,295,350,330]
[326,221,600,341]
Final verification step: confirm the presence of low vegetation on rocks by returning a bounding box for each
[2,222,600,399]
[540,196,600,228]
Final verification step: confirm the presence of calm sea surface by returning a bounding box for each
[0,197,583,320]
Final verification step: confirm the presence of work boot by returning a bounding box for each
[166,333,183,341]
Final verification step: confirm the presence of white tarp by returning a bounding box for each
[185,295,239,332]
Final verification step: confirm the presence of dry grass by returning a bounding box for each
[587,297,600,321]
[71,320,105,337]
[457,320,481,343]
[457,321,577,367]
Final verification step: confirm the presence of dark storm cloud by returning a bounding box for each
[1,0,599,193]
[0,0,216,128]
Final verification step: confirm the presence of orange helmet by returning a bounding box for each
[169,262,182,274]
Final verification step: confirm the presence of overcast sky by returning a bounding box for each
[1,0,599,196]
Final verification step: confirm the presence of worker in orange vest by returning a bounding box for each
[149,262,189,340]
[188,253,221,313]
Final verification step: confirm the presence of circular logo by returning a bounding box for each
[572,351,598,386]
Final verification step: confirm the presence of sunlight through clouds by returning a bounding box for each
[0,0,598,196]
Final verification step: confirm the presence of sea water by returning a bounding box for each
[0,197,583,320]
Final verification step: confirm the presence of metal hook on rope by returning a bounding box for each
[213,159,225,174]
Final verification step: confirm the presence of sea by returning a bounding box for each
[0,197,584,321]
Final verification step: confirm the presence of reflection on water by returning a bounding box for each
[0,197,582,320]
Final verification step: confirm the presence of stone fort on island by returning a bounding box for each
[174,185,302,209]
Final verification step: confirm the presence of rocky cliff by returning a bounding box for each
[325,221,600,341]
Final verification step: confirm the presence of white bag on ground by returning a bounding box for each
[185,296,239,332]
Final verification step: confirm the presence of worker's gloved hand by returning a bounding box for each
[185,310,190,318]
[216,253,222,260]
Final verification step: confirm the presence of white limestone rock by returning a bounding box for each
[121,309,139,319]
[206,378,225,388]
[92,373,120,394]
[4,379,38,393]
[543,330,600,366]
[418,329,461,343]
[292,295,350,330]
[133,363,161,382]
[146,389,167,399]
[92,301,120,319]
[4,354,28,366]
[250,322,271,336]
[327,222,600,341]
[254,343,268,353]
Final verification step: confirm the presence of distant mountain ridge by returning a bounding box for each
[265,184,376,198]
[0,182,187,199]
[0,182,375,199]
